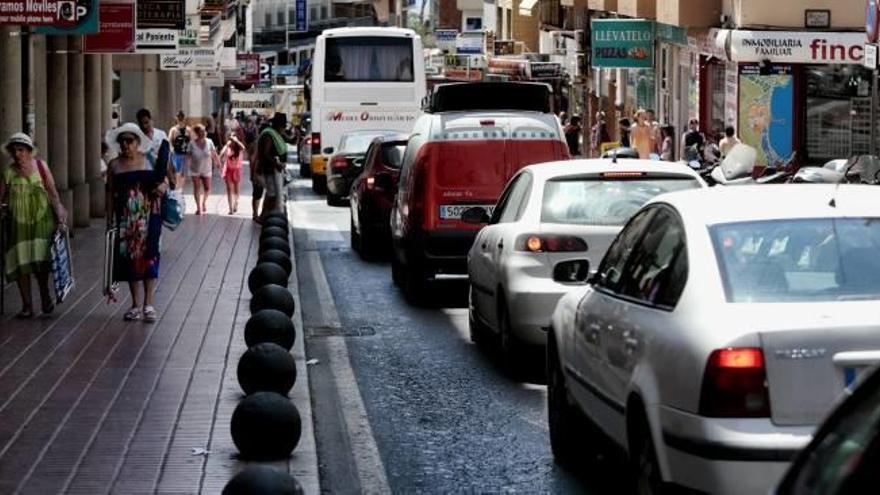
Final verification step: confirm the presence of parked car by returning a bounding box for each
[776,364,880,494]
[325,130,400,206]
[547,185,880,494]
[349,133,409,258]
[466,160,704,361]
[390,82,570,302]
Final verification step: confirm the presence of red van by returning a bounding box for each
[390,82,570,300]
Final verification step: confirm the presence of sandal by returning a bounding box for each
[143,306,158,323]
[124,307,141,321]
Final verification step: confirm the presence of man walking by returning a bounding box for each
[564,116,582,157]
[254,113,288,221]
[136,108,168,159]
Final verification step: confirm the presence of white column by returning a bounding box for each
[102,54,114,135]
[47,36,70,217]
[86,54,104,217]
[68,36,89,228]
[143,55,160,119]
[32,34,48,153]
[0,27,22,141]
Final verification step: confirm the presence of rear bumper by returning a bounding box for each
[655,405,812,494]
[403,230,478,274]
[505,267,570,347]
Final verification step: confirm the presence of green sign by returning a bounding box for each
[654,22,687,46]
[591,19,654,68]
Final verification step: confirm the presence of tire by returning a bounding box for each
[547,332,581,468]
[498,297,523,368]
[359,223,378,258]
[468,285,489,346]
[299,160,311,178]
[630,412,665,495]
[400,258,428,305]
[326,192,345,207]
[391,252,404,287]
[312,175,327,195]
[350,217,362,254]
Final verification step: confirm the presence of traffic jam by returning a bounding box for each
[297,26,880,495]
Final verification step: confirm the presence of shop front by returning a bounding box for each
[718,29,869,166]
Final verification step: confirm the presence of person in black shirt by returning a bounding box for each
[564,115,582,157]
[681,118,705,159]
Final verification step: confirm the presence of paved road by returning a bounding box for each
[288,171,629,494]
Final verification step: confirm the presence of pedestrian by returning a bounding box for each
[168,111,192,195]
[590,111,610,158]
[206,112,221,149]
[0,133,67,318]
[558,111,568,126]
[563,115,582,157]
[681,118,705,160]
[255,113,288,221]
[631,109,655,159]
[105,123,168,322]
[136,108,168,159]
[618,118,632,148]
[646,109,661,154]
[220,136,245,215]
[186,124,221,215]
[660,125,675,161]
[719,125,741,158]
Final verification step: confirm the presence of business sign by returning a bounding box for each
[0,0,99,34]
[177,14,199,47]
[226,53,260,83]
[487,57,528,77]
[84,3,136,53]
[728,31,865,64]
[293,0,307,32]
[529,62,561,78]
[136,29,179,53]
[591,19,654,68]
[137,0,185,30]
[231,91,275,116]
[435,29,458,52]
[456,32,484,54]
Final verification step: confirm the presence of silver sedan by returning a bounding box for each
[548,185,880,494]
[466,159,704,360]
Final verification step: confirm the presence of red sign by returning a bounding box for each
[84,3,136,53]
[227,53,260,84]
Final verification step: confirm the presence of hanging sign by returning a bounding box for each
[591,19,654,68]
[1,0,100,34]
[728,31,865,64]
[136,29,179,53]
[137,0,185,30]
[231,91,275,117]
[84,3,136,53]
[293,0,307,32]
[226,53,260,83]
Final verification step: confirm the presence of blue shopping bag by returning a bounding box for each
[162,189,184,231]
[49,228,74,303]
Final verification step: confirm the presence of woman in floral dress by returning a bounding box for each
[105,123,169,322]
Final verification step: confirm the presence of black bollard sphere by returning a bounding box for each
[258,249,292,276]
[260,237,291,256]
[245,309,296,350]
[248,262,288,294]
[264,216,289,231]
[265,211,288,223]
[260,226,288,242]
[223,465,304,495]
[250,284,295,317]
[231,391,302,460]
[237,343,297,396]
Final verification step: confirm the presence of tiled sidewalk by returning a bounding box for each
[0,180,318,494]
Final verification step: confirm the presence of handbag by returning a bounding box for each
[49,228,74,303]
[162,188,184,231]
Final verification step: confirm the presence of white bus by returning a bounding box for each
[308,27,426,194]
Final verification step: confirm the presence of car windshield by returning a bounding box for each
[340,133,393,154]
[711,218,880,302]
[325,37,414,82]
[541,178,699,226]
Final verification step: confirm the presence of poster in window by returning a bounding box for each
[738,65,794,167]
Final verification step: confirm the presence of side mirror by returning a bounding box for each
[461,206,491,225]
[323,147,335,155]
[553,259,591,284]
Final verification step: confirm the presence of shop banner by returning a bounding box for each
[456,32,484,54]
[226,53,260,83]
[591,19,654,68]
[136,28,179,53]
[231,91,275,117]
[84,3,136,53]
[435,29,458,52]
[137,0,185,30]
[487,57,527,77]
[726,30,865,65]
[1,0,99,34]
[293,0,307,32]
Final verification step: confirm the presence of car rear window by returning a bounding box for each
[341,133,395,153]
[711,218,880,302]
[541,177,699,226]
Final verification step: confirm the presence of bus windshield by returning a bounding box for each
[324,37,414,83]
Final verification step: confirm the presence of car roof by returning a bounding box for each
[519,159,705,182]
[648,185,880,225]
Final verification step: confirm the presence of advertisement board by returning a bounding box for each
[137,0,185,30]
[591,19,654,68]
[136,29,179,53]
[226,53,261,83]
[0,0,99,34]
[84,3,136,53]
[231,91,275,117]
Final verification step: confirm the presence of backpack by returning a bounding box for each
[172,127,190,154]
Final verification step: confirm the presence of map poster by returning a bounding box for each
[738,64,794,168]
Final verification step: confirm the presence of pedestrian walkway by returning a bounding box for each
[0,175,318,494]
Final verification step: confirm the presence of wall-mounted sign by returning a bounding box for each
[727,30,865,64]
[805,9,831,29]
[226,53,260,83]
[231,91,275,116]
[435,29,458,53]
[0,0,99,34]
[138,0,185,30]
[529,62,561,78]
[84,3,136,53]
[591,19,654,68]
[136,29,179,53]
[456,31,484,54]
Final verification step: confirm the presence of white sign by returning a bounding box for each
[727,30,865,64]
[160,23,223,71]
[231,91,275,116]
[865,44,878,69]
[136,29,179,54]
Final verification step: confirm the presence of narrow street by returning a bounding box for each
[289,168,624,494]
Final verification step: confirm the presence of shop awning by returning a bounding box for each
[518,0,538,16]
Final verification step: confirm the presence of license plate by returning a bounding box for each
[439,204,495,220]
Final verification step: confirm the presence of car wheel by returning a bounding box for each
[327,192,345,207]
[498,297,523,367]
[468,285,489,346]
[630,413,665,495]
[400,259,428,305]
[312,175,327,195]
[391,252,404,287]
[547,332,581,468]
[359,223,377,258]
[350,217,362,254]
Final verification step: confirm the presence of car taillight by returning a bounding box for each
[366,176,375,189]
[311,132,321,154]
[331,156,351,170]
[699,348,770,418]
[515,234,587,253]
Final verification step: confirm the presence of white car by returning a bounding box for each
[466,159,705,359]
[548,185,880,494]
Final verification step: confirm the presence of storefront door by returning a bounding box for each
[803,64,874,164]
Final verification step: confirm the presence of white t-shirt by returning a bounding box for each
[146,128,168,156]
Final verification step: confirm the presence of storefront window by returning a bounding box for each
[805,65,873,164]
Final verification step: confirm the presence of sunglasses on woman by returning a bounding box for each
[117,136,137,145]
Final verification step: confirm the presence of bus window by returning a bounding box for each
[325,37,414,83]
